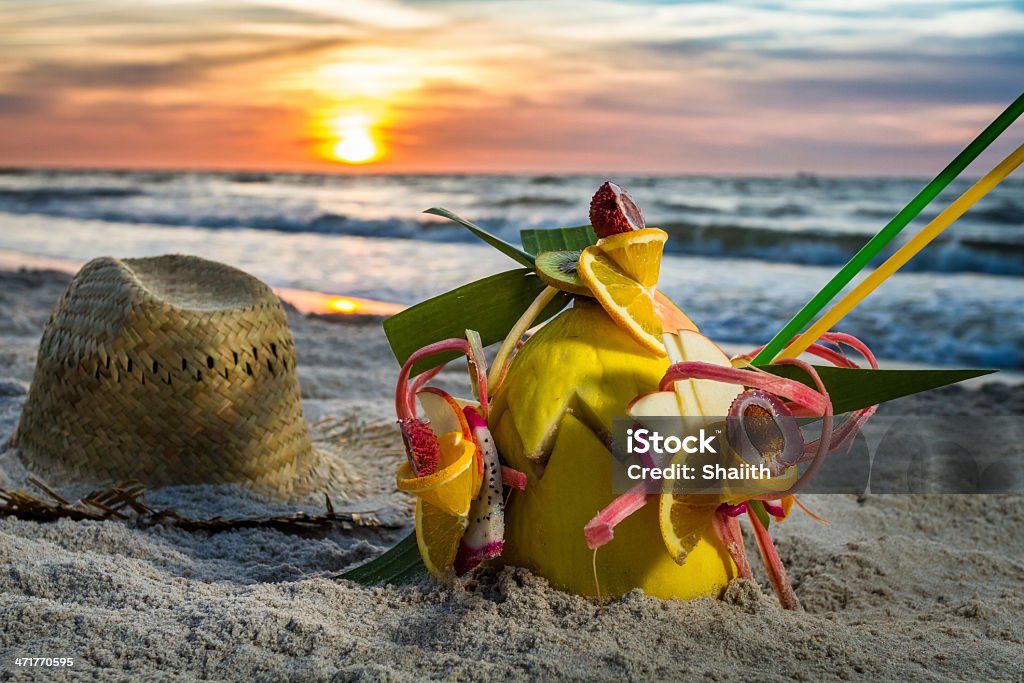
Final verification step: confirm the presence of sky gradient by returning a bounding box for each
[0,0,1022,174]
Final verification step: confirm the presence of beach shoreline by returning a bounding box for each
[1,266,1022,680]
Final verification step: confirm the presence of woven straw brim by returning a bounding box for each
[11,254,355,502]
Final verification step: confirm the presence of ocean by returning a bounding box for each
[0,169,1021,369]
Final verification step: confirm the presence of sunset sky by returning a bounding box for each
[0,0,1021,174]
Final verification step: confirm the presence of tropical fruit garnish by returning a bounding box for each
[398,418,440,476]
[630,330,741,433]
[659,494,722,565]
[395,431,477,517]
[626,329,739,563]
[415,498,469,580]
[595,227,667,288]
[727,390,803,476]
[589,180,645,237]
[534,249,590,295]
[490,299,734,599]
[533,241,698,335]
[372,178,959,610]
[418,387,473,442]
[390,333,528,580]
[455,406,506,574]
[419,387,483,492]
[578,246,665,354]
[653,291,699,333]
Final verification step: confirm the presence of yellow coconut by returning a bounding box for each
[489,298,735,598]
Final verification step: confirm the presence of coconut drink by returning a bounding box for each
[366,178,997,609]
[490,298,735,598]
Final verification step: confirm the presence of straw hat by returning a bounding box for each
[9,254,350,501]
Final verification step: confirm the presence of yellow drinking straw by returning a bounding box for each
[778,143,1024,361]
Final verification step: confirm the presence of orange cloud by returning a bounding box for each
[0,0,1020,174]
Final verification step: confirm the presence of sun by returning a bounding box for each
[333,128,379,164]
[321,114,383,165]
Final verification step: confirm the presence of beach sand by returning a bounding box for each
[1,267,1022,681]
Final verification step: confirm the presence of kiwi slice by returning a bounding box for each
[535,250,592,296]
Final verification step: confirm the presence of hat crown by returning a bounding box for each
[14,255,319,498]
[111,254,274,312]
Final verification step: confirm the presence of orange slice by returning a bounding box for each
[415,498,469,580]
[578,247,665,355]
[597,228,667,288]
[418,389,484,496]
[396,433,477,517]
[658,491,720,564]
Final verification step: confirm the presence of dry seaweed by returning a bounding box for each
[0,478,396,535]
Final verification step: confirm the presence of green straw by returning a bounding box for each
[752,91,1024,366]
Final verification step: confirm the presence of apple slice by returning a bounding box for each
[452,396,482,411]
[418,387,473,439]
[627,390,687,434]
[662,330,741,419]
[628,390,680,415]
[632,330,741,435]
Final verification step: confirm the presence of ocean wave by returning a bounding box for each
[961,201,1024,226]
[660,222,1024,276]
[0,176,1020,277]
[0,191,428,240]
[654,200,724,215]
[528,175,570,185]
[851,207,897,220]
[490,195,577,208]
[748,202,811,219]
[225,173,273,184]
[853,198,1023,226]
[0,186,143,201]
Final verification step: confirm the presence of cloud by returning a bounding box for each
[0,96,307,169]
[760,72,1022,107]
[0,93,50,115]
[0,0,1021,173]
[250,0,441,28]
[5,37,353,91]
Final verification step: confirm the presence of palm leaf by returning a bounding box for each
[520,225,597,255]
[384,269,571,376]
[425,207,534,267]
[338,532,423,585]
[761,365,994,414]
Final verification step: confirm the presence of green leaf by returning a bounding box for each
[760,365,995,414]
[337,532,424,586]
[749,499,771,529]
[425,207,535,267]
[520,225,598,255]
[384,269,571,376]
[466,328,485,402]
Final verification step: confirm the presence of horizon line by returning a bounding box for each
[0,163,997,184]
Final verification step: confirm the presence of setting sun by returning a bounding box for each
[320,113,383,165]
[333,129,378,164]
